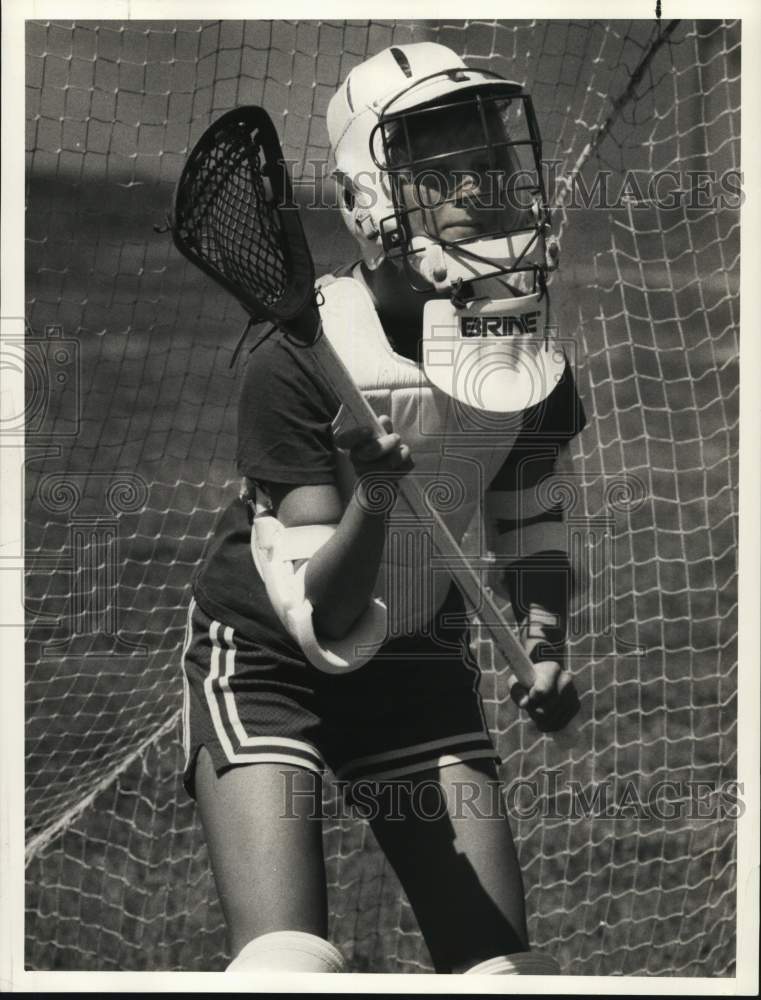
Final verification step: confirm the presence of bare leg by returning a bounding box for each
[194,747,327,959]
[368,758,528,973]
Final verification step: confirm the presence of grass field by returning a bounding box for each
[22,18,739,976]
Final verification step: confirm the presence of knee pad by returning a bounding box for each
[226,931,346,973]
[464,951,561,975]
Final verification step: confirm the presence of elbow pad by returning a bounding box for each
[485,488,568,566]
[250,510,388,674]
[484,482,574,631]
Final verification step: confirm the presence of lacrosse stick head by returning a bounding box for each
[170,106,317,331]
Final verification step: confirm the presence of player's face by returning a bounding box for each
[389,101,533,242]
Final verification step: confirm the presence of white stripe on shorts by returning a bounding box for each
[334,730,490,780]
[202,614,323,772]
[180,597,196,770]
[340,747,500,785]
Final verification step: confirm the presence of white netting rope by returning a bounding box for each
[24,19,739,974]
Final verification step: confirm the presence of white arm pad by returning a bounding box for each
[250,511,388,674]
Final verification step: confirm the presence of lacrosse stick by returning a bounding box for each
[168,106,578,741]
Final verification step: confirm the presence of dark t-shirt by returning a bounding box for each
[193,322,587,652]
[235,329,341,486]
[193,327,341,653]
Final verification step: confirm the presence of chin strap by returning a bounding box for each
[409,238,450,290]
[407,225,550,303]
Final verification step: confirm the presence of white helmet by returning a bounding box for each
[327,41,556,295]
[326,42,565,413]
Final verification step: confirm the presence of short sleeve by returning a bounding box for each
[236,333,340,485]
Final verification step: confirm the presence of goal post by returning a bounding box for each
[24,19,740,975]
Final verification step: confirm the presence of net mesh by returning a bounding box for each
[174,109,292,313]
[24,19,740,975]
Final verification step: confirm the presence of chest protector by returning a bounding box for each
[318,275,525,637]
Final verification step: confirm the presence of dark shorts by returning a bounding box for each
[180,585,499,799]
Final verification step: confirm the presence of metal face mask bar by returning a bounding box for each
[368,81,550,293]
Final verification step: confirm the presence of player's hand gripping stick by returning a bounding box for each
[168,105,580,743]
[288,307,579,747]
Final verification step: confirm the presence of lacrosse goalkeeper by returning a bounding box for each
[180,42,585,975]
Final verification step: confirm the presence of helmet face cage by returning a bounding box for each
[369,84,549,292]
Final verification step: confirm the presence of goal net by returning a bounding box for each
[24,19,740,975]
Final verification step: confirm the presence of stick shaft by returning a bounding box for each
[307,331,537,688]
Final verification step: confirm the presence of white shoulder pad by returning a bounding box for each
[250,507,388,674]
